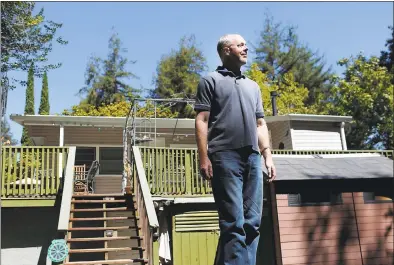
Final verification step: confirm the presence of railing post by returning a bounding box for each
[185,151,192,195]
[58,125,64,180]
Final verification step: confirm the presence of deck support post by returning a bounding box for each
[59,125,64,179]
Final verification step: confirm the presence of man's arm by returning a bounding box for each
[257,118,276,181]
[195,111,213,179]
[194,76,214,179]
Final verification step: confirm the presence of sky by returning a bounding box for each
[4,1,394,143]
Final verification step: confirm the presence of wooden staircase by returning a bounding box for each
[62,193,148,265]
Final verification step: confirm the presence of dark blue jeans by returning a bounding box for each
[210,147,264,265]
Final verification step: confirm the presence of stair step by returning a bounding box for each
[63,259,148,265]
[72,193,125,197]
[72,199,127,204]
[68,226,139,231]
[67,236,141,242]
[71,207,128,212]
[70,216,137,221]
[69,247,144,253]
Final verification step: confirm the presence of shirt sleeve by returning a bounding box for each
[194,77,214,112]
[256,86,265,119]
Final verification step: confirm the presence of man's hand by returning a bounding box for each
[256,118,277,182]
[264,157,276,182]
[200,155,213,180]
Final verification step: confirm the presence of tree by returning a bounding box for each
[152,35,207,117]
[77,31,139,109]
[326,53,393,150]
[253,13,333,105]
[21,63,35,145]
[1,118,17,146]
[1,1,67,90]
[245,63,317,116]
[380,26,394,77]
[38,71,50,114]
[62,101,179,118]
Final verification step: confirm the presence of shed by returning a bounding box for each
[271,153,394,265]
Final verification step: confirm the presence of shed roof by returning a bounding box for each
[273,153,393,181]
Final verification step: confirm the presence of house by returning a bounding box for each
[8,113,352,194]
[2,112,393,265]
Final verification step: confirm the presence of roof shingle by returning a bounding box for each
[273,154,393,181]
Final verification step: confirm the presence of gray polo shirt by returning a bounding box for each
[194,66,265,154]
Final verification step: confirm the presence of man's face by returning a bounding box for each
[224,35,248,66]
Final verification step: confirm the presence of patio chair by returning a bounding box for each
[74,160,100,194]
[74,165,86,193]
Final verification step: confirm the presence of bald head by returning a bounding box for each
[217,34,241,59]
[217,34,248,66]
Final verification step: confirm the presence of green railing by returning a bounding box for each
[139,147,212,196]
[139,147,393,196]
[1,146,69,198]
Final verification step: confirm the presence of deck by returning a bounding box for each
[1,146,393,206]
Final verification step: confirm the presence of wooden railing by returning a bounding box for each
[131,147,159,265]
[139,147,393,196]
[1,146,69,198]
[139,147,212,196]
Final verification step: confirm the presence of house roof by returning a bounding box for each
[273,153,393,181]
[9,114,353,128]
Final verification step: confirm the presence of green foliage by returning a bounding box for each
[253,13,333,105]
[2,148,42,183]
[77,31,139,108]
[325,54,393,150]
[24,63,35,114]
[38,71,50,114]
[1,119,18,146]
[380,26,394,80]
[1,1,67,90]
[62,100,179,118]
[245,63,318,115]
[20,128,32,146]
[152,35,207,117]
[21,63,35,145]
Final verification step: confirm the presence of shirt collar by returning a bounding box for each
[216,66,246,79]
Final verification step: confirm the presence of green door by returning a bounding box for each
[172,210,219,265]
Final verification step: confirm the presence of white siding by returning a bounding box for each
[290,121,343,150]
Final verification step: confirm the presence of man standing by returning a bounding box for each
[194,34,276,265]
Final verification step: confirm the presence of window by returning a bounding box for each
[288,191,343,206]
[99,147,123,175]
[363,191,393,204]
[75,147,96,169]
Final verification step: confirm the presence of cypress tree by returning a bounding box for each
[21,63,35,145]
[38,72,50,115]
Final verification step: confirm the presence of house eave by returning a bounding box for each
[9,114,195,129]
[10,113,353,129]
